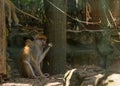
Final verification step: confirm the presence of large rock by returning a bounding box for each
[96,73,120,86]
[102,74,120,86]
[63,65,105,86]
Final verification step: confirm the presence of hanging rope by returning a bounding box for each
[46,0,101,25]
[102,0,117,28]
[102,0,111,27]
[108,9,117,27]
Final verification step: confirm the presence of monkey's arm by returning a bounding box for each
[38,43,52,64]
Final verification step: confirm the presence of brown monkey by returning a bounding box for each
[5,0,39,27]
[21,39,37,78]
[21,35,52,78]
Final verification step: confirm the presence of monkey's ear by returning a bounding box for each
[25,39,32,45]
[33,34,39,40]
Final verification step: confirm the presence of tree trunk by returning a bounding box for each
[43,0,67,74]
[0,0,7,75]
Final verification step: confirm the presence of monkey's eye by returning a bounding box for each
[40,38,46,41]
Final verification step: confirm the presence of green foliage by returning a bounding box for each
[12,0,45,26]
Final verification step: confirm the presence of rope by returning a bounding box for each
[103,3,111,27]
[46,0,101,25]
[108,9,117,27]
[102,0,116,27]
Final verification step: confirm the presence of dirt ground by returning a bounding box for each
[1,74,64,86]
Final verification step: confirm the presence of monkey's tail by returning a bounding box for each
[14,6,41,22]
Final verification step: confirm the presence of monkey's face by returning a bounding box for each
[34,34,47,46]
[35,38,47,47]
[40,39,47,46]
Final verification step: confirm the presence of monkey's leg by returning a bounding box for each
[31,61,45,77]
[35,46,52,77]
[5,0,12,27]
[12,8,19,25]
[38,64,46,77]
[11,5,22,26]
[24,61,37,78]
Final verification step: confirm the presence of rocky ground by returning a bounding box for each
[1,65,120,86]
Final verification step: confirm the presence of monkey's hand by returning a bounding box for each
[48,43,53,47]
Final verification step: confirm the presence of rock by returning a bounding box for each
[63,65,105,86]
[96,73,120,86]
[103,74,120,86]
